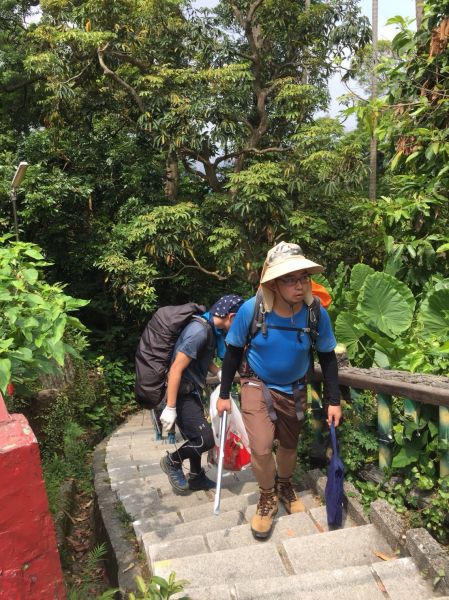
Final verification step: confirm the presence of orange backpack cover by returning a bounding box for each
[311,280,332,309]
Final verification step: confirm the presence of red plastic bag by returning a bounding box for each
[209,386,251,471]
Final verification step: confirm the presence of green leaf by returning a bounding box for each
[358,272,415,338]
[24,248,44,260]
[392,446,420,468]
[0,358,12,394]
[335,313,363,358]
[22,268,38,285]
[390,150,403,171]
[349,264,375,293]
[417,289,449,339]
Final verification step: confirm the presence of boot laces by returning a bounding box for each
[279,479,296,503]
[257,492,275,517]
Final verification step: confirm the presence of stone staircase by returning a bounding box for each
[102,410,449,600]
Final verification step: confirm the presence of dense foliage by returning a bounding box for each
[1,0,373,348]
[2,0,449,551]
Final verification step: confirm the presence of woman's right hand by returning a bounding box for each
[216,397,231,416]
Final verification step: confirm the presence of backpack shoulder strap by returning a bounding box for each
[191,315,215,346]
[248,288,266,343]
[307,296,321,348]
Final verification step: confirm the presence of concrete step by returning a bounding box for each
[148,511,319,564]
[143,509,247,549]
[282,523,394,574]
[372,556,435,600]
[180,563,391,600]
[133,489,260,539]
[153,542,288,586]
[308,505,357,531]
[180,558,437,600]
[206,509,318,552]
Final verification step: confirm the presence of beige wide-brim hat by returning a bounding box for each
[260,241,323,311]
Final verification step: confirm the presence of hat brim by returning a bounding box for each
[260,256,323,284]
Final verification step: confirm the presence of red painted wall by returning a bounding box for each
[0,393,66,599]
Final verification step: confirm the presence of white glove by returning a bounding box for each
[217,369,222,382]
[160,405,177,432]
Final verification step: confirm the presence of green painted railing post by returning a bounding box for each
[439,405,449,477]
[378,393,393,469]
[404,398,420,425]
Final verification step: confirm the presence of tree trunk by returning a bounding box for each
[164,151,179,201]
[416,0,423,29]
[369,0,378,201]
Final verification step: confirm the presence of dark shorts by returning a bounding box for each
[176,391,212,441]
[240,377,306,455]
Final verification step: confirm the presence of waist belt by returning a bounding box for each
[242,369,306,422]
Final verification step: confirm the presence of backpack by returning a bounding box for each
[249,288,321,349]
[135,303,210,409]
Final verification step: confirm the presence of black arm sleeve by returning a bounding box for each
[219,344,244,399]
[317,350,340,405]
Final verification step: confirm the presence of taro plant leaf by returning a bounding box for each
[335,313,363,359]
[417,288,449,339]
[349,263,376,292]
[357,272,415,338]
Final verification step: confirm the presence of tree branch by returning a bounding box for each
[181,156,208,181]
[97,43,145,113]
[152,260,228,281]
[185,247,228,280]
[108,50,152,70]
[247,0,265,24]
[0,76,42,93]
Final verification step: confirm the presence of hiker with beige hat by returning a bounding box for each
[217,242,341,539]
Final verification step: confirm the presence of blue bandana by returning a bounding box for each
[209,294,244,318]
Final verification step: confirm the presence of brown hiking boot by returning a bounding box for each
[250,488,278,540]
[277,477,305,514]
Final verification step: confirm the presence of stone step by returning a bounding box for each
[308,505,357,531]
[153,542,288,586]
[182,558,440,600]
[148,511,319,564]
[372,556,435,600]
[282,523,394,575]
[206,509,318,552]
[144,509,247,550]
[118,486,213,519]
[133,487,319,540]
[133,489,260,539]
[181,565,385,600]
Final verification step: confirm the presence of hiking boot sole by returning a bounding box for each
[159,456,190,495]
[251,526,273,540]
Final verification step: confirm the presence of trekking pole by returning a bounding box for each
[213,410,228,516]
[151,409,162,441]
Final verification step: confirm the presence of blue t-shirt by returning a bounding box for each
[226,296,337,394]
[172,318,215,389]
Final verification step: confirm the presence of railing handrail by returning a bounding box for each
[206,366,449,408]
[311,366,449,408]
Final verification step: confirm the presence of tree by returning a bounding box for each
[1,0,373,335]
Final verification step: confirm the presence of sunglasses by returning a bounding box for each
[277,274,310,287]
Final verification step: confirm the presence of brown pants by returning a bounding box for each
[240,378,306,489]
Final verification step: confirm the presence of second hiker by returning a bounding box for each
[160,294,244,494]
[217,242,341,539]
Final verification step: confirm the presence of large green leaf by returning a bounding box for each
[0,358,12,394]
[358,272,415,338]
[335,313,363,359]
[349,263,375,292]
[417,288,449,339]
